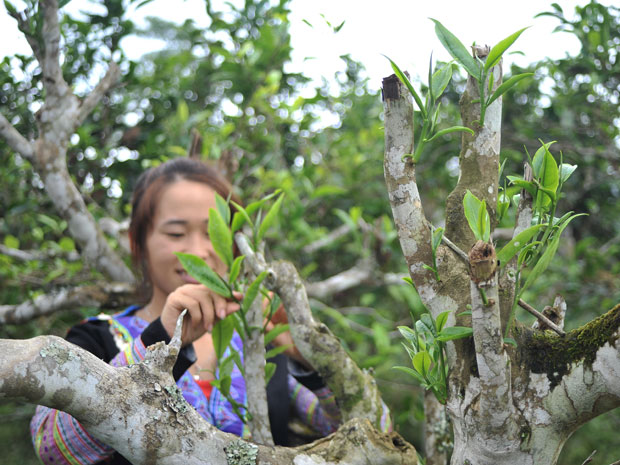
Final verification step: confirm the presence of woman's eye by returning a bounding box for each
[166,233,184,238]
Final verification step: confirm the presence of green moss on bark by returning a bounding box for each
[516,304,620,387]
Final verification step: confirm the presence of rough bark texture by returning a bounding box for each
[0,0,134,283]
[244,292,274,445]
[235,233,389,428]
[0,282,136,324]
[383,46,620,464]
[0,334,417,465]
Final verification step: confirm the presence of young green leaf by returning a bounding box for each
[497,191,510,221]
[420,313,438,337]
[265,362,277,383]
[246,189,283,216]
[398,326,419,349]
[507,176,537,198]
[431,62,453,100]
[477,199,490,242]
[219,353,235,379]
[559,163,578,183]
[4,1,17,16]
[230,201,254,233]
[532,141,557,178]
[384,55,427,119]
[431,19,481,79]
[535,147,559,210]
[436,326,473,341]
[413,351,433,376]
[432,227,444,252]
[228,256,245,284]
[257,193,284,243]
[497,223,547,267]
[241,271,269,314]
[265,345,292,360]
[424,125,474,143]
[231,312,246,339]
[176,252,232,297]
[212,315,235,359]
[218,375,232,396]
[215,193,231,225]
[485,27,529,71]
[209,207,233,268]
[463,190,483,240]
[486,73,534,106]
[503,337,518,348]
[394,366,426,384]
[264,323,290,345]
[435,311,451,332]
[520,214,585,296]
[517,241,541,268]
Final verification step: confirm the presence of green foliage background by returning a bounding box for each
[0,1,618,463]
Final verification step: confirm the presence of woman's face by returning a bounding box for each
[145,179,226,309]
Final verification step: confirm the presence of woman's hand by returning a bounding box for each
[160,284,241,346]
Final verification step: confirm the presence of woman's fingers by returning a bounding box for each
[162,285,243,344]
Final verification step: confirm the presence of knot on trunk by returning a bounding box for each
[468,240,497,283]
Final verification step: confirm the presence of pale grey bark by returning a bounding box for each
[383,46,620,465]
[0,244,80,262]
[244,289,274,445]
[305,261,373,300]
[0,321,416,464]
[0,112,34,159]
[423,391,450,465]
[235,232,389,427]
[2,0,134,284]
[0,283,135,324]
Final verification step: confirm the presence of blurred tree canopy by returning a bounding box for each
[0,0,618,463]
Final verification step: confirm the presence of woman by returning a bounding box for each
[30,158,340,465]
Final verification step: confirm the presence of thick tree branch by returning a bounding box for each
[445,46,502,252]
[468,242,515,437]
[0,283,136,325]
[41,0,67,96]
[382,75,434,290]
[0,334,416,464]
[235,233,388,427]
[516,305,620,431]
[0,112,35,161]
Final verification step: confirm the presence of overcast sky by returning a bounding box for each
[1,0,587,92]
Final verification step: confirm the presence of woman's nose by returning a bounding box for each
[186,233,211,261]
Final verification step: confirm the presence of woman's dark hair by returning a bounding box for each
[129,158,240,302]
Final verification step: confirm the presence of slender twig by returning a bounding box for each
[7,8,44,64]
[518,299,566,336]
[441,234,469,264]
[76,63,121,128]
[581,450,597,465]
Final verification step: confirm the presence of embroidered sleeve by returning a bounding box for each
[288,376,393,435]
[288,375,341,436]
[109,335,147,367]
[30,406,114,465]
